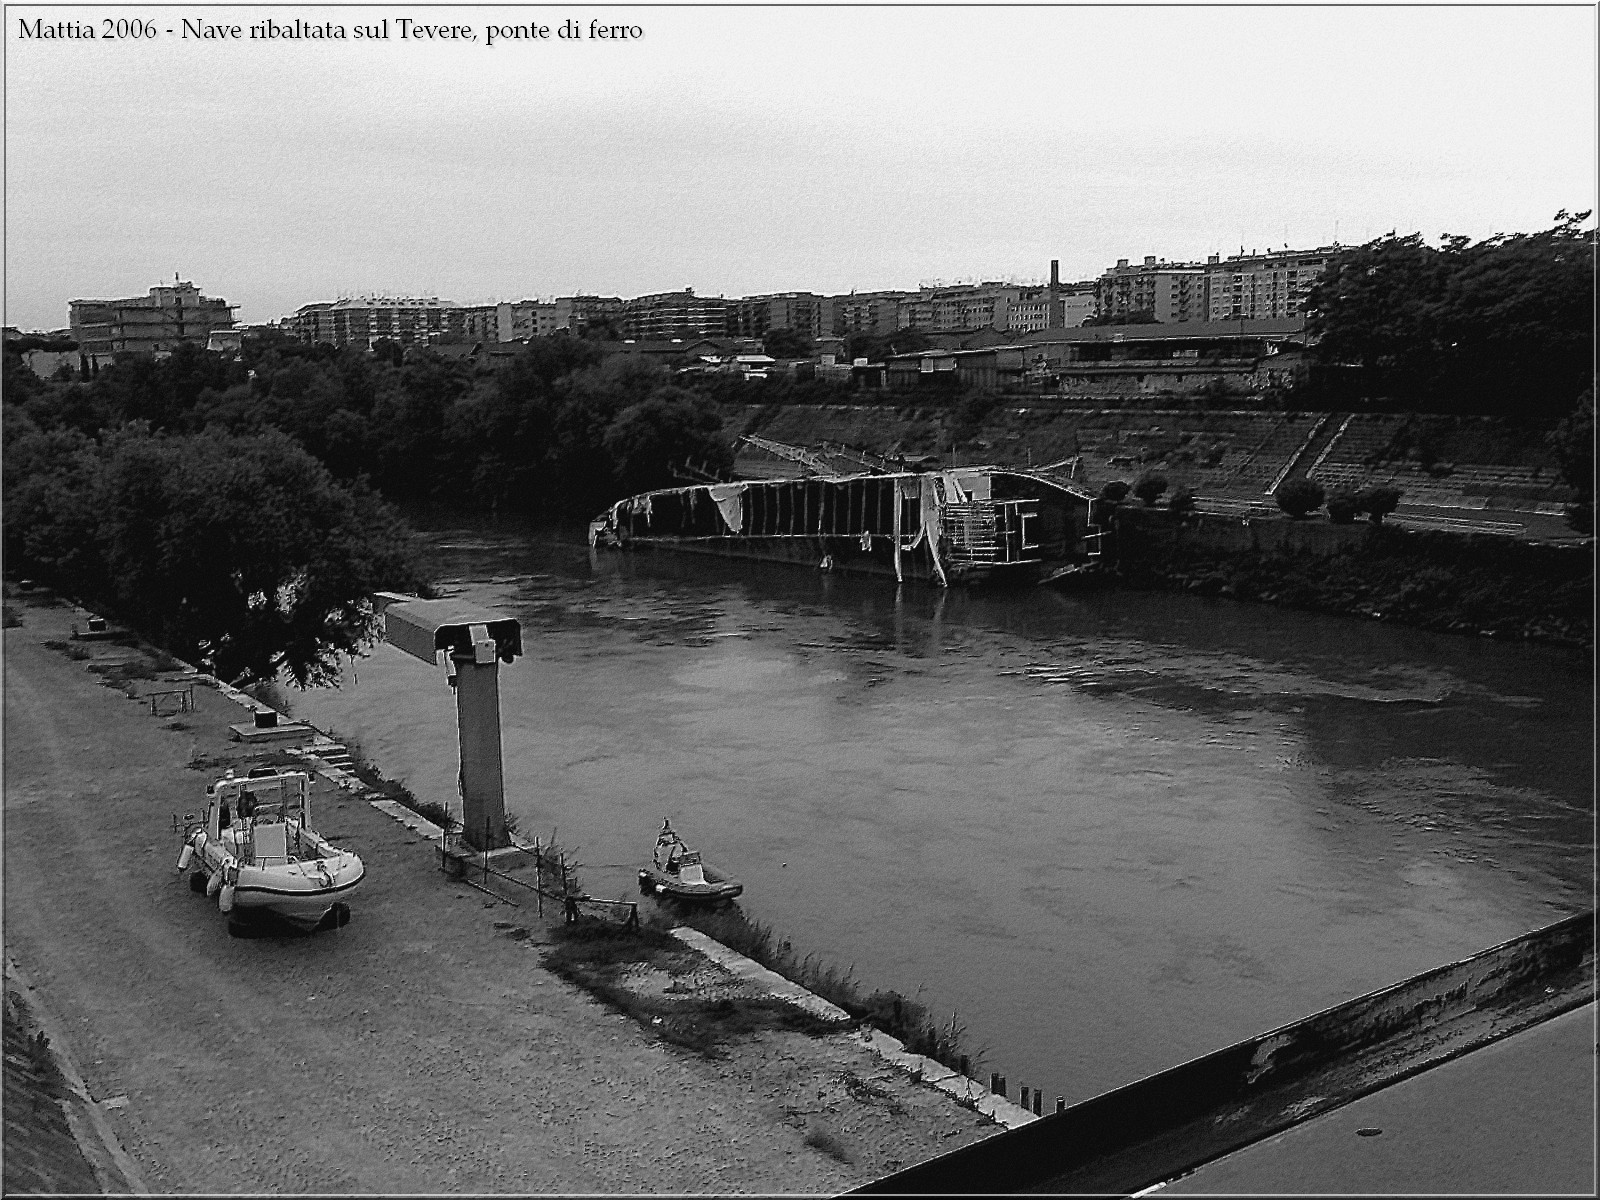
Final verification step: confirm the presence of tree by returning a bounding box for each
[1168,486,1196,516]
[1084,309,1158,327]
[5,424,429,686]
[1548,390,1594,533]
[602,386,732,498]
[845,329,932,363]
[1326,488,1362,524]
[1132,472,1169,506]
[1,414,105,596]
[1305,213,1595,420]
[1355,485,1403,525]
[761,328,814,360]
[1274,477,1325,519]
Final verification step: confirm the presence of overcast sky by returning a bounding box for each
[5,3,1596,328]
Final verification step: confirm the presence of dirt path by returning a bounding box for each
[2,595,997,1192]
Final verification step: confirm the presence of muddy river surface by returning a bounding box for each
[286,513,1593,1104]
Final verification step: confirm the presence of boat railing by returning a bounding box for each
[941,499,1043,567]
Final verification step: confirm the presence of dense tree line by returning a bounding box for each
[2,416,428,684]
[3,333,745,681]
[5,333,737,518]
[1304,211,1594,424]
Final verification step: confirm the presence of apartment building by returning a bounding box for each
[450,300,562,342]
[829,290,913,338]
[726,292,832,341]
[552,295,623,335]
[69,280,236,357]
[1205,247,1335,321]
[900,283,1024,333]
[621,289,727,340]
[289,296,456,348]
[1095,256,1209,324]
[1007,280,1097,333]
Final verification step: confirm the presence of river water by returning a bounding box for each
[286,511,1593,1104]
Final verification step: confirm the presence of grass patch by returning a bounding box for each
[185,748,302,774]
[682,906,974,1074]
[88,659,157,684]
[543,917,841,1056]
[337,738,460,830]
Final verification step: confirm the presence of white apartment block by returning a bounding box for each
[1205,247,1335,321]
[900,283,1022,333]
[1096,257,1208,324]
[1006,282,1097,333]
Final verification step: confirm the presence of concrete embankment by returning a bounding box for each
[2,591,1003,1192]
[1110,507,1594,650]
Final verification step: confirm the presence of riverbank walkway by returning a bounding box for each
[2,590,1001,1192]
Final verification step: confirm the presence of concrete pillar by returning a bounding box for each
[453,651,508,851]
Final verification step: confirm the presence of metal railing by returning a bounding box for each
[438,824,640,929]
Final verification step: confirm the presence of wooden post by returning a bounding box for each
[1033,1090,1042,1116]
[1056,1096,1066,1114]
[1020,1085,1030,1111]
[990,1072,1001,1095]
[893,479,903,582]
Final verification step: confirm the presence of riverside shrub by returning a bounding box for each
[1133,472,1169,507]
[1327,489,1362,524]
[1274,477,1326,519]
[1357,485,1403,525]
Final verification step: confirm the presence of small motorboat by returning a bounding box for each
[638,819,742,904]
[177,768,364,935]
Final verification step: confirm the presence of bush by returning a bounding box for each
[1132,472,1169,507]
[1326,488,1362,524]
[1097,480,1131,505]
[1274,477,1325,519]
[1356,485,1403,525]
[1168,487,1196,516]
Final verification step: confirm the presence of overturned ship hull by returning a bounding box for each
[589,468,1101,586]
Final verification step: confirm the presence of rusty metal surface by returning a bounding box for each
[853,911,1594,1195]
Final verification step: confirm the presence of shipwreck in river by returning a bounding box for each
[588,438,1104,586]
